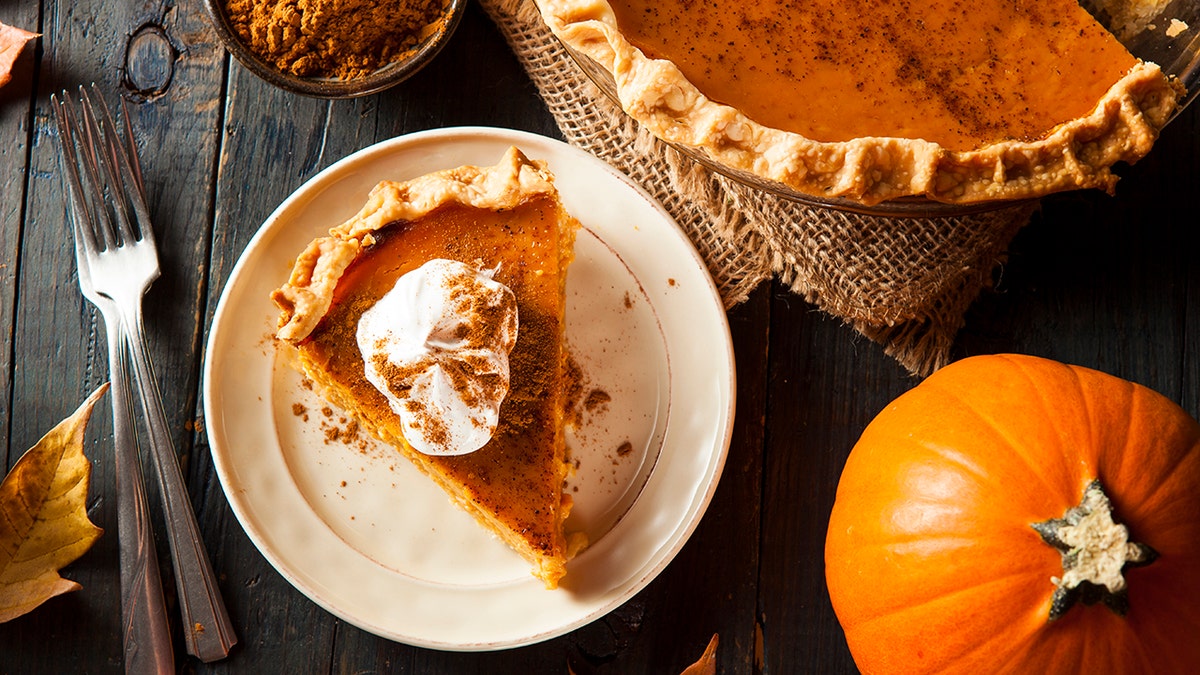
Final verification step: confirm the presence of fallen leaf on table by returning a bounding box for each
[0,21,39,89]
[0,385,107,623]
[680,634,718,675]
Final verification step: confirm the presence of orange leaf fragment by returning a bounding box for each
[0,21,39,90]
[0,385,107,622]
[680,634,718,675]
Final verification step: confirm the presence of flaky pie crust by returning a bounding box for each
[273,146,564,341]
[534,0,1183,205]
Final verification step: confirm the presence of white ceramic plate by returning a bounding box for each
[203,127,735,650]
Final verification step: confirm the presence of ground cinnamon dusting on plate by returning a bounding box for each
[561,354,585,428]
[584,389,611,413]
[320,413,364,448]
[223,0,446,79]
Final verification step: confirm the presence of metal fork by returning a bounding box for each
[52,91,174,675]
[51,85,237,663]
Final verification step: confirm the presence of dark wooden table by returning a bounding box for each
[2,1,1197,673]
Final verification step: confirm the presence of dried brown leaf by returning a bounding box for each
[0,385,107,622]
[0,21,39,89]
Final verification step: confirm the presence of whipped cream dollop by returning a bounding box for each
[357,259,519,456]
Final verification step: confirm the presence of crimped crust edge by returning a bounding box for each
[535,0,1183,205]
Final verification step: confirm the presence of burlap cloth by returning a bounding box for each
[479,0,1039,376]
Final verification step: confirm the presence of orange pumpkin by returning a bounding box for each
[825,354,1200,674]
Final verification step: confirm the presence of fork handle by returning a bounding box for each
[123,309,238,662]
[108,318,175,674]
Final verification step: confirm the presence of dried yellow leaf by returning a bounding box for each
[0,385,107,622]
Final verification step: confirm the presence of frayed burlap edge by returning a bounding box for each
[479,0,1036,375]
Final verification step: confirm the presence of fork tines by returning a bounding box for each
[51,85,151,251]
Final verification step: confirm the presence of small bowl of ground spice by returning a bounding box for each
[204,0,465,98]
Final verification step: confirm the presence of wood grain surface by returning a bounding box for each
[1,1,1197,673]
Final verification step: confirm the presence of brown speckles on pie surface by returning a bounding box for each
[536,0,1183,204]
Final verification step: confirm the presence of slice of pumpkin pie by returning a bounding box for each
[271,147,584,588]
[535,0,1184,204]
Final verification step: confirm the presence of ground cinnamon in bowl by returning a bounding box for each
[223,0,449,80]
[203,0,464,97]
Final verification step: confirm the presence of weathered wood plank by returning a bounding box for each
[0,31,112,674]
[2,0,128,667]
[758,288,911,675]
[1180,104,1200,420]
[187,67,346,675]
[0,0,41,470]
[368,4,562,139]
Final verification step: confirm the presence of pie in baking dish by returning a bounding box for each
[271,147,584,588]
[535,0,1184,204]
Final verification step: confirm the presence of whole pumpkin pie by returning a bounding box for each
[271,147,584,588]
[535,0,1184,204]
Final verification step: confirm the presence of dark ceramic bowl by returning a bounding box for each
[202,0,466,99]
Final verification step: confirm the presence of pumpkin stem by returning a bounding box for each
[1031,479,1157,622]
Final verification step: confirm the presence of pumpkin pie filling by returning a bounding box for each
[537,0,1184,203]
[272,148,583,588]
[609,0,1138,151]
